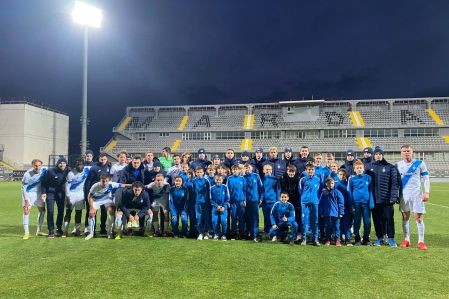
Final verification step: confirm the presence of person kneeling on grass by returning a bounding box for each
[85,173,130,240]
[320,177,345,247]
[270,192,298,246]
[115,181,151,239]
[169,176,189,238]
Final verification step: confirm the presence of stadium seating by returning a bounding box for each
[103,97,449,176]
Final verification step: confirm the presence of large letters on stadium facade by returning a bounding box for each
[401,110,424,125]
[260,114,278,128]
[324,112,344,126]
[193,115,211,128]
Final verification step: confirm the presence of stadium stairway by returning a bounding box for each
[240,139,253,151]
[349,111,365,128]
[178,116,189,131]
[243,114,255,130]
[0,160,16,171]
[356,137,373,150]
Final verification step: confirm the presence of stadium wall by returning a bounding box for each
[0,103,69,168]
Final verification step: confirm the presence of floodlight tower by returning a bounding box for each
[72,1,103,155]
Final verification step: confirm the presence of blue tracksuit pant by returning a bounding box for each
[187,203,197,236]
[262,202,275,234]
[230,201,246,235]
[325,216,341,241]
[302,203,319,241]
[246,201,260,238]
[269,221,298,241]
[196,202,211,235]
[46,194,65,232]
[340,212,353,242]
[212,209,227,236]
[172,211,188,236]
[353,202,371,241]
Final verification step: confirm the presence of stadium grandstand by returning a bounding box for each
[101,97,449,177]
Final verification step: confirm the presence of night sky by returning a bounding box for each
[2,0,449,155]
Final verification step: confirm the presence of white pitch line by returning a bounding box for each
[427,202,449,209]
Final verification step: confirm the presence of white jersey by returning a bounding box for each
[89,182,122,202]
[110,163,127,176]
[66,168,89,202]
[396,159,430,198]
[22,168,47,194]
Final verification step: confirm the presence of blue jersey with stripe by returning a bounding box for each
[89,182,122,201]
[22,168,47,193]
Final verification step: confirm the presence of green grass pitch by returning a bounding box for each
[1,181,449,298]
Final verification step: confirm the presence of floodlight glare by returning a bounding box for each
[72,1,103,28]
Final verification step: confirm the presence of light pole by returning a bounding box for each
[72,1,103,155]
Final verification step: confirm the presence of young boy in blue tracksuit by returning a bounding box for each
[335,168,353,245]
[227,165,247,239]
[270,192,298,246]
[244,163,263,242]
[210,175,230,240]
[299,163,321,246]
[320,177,345,246]
[261,164,281,239]
[169,176,189,237]
[192,167,211,240]
[184,169,197,238]
[347,161,374,246]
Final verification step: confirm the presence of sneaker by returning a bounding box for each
[418,242,428,250]
[99,229,108,237]
[289,240,294,246]
[336,240,342,247]
[48,231,55,239]
[74,229,81,237]
[354,241,361,246]
[301,240,307,246]
[346,243,353,247]
[374,238,383,246]
[388,238,397,247]
[55,230,63,237]
[62,230,68,238]
[115,234,121,240]
[84,227,90,236]
[71,227,77,234]
[107,233,114,239]
[221,235,227,241]
[197,234,203,241]
[272,236,277,242]
[213,235,219,240]
[23,232,30,240]
[85,233,94,240]
[203,235,209,240]
[153,231,161,237]
[325,240,331,246]
[127,229,133,236]
[399,240,411,248]
[36,231,48,237]
[254,238,259,243]
[314,240,321,246]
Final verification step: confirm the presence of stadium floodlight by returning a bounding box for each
[72,1,103,28]
[72,1,103,155]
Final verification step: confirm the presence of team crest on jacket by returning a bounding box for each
[382,168,386,172]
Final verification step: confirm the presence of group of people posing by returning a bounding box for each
[21,144,429,249]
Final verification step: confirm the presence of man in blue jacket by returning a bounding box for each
[223,149,238,170]
[41,157,70,238]
[341,149,357,178]
[250,147,266,179]
[119,156,145,184]
[371,146,399,247]
[190,148,212,171]
[270,192,298,246]
[262,146,286,179]
[294,146,310,174]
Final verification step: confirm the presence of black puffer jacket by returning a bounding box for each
[371,158,399,204]
[280,173,300,208]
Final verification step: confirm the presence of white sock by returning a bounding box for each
[144,215,151,231]
[107,214,114,234]
[64,221,70,231]
[37,211,45,232]
[417,220,425,243]
[163,221,169,232]
[152,221,160,232]
[23,214,30,233]
[115,215,123,232]
[89,218,95,234]
[402,220,410,241]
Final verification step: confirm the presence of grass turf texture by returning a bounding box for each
[1,182,449,298]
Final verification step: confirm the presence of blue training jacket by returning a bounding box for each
[270,201,295,225]
[226,175,246,203]
[319,188,345,218]
[245,172,263,203]
[192,177,210,204]
[347,173,374,209]
[335,180,352,213]
[261,175,280,205]
[169,186,189,215]
[299,175,321,205]
[210,184,230,209]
